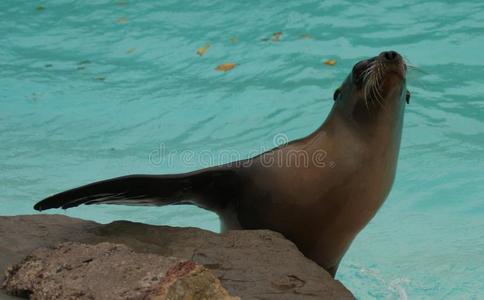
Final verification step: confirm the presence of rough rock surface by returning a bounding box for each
[0,215,353,299]
[3,242,237,300]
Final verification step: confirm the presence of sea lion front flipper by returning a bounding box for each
[33,169,240,211]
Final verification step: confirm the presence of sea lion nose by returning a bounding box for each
[380,50,400,62]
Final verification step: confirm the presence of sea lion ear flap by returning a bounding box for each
[406,90,411,104]
[333,88,341,101]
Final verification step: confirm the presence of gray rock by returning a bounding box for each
[3,242,238,300]
[0,215,353,299]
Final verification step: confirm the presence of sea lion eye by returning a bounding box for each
[406,90,411,104]
[333,88,341,101]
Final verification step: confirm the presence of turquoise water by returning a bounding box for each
[1,0,483,298]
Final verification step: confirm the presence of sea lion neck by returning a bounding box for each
[321,99,405,145]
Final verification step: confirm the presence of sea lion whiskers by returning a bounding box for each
[360,60,377,109]
[403,58,428,92]
[406,64,427,74]
[374,60,385,103]
[361,63,376,82]
[372,62,386,107]
[362,59,385,108]
[401,55,425,74]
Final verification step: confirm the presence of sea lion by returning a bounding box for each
[34,50,410,276]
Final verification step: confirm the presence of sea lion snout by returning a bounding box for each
[352,51,404,83]
[379,50,401,62]
[378,50,406,76]
[345,51,407,109]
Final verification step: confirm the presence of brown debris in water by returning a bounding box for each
[116,17,128,24]
[262,32,283,42]
[197,43,210,56]
[215,63,237,72]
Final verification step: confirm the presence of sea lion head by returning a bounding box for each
[333,50,410,120]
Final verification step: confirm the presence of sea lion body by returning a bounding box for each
[35,51,409,276]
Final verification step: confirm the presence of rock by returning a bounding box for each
[3,242,237,300]
[0,215,353,299]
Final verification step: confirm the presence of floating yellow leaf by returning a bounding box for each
[196,43,210,56]
[215,63,237,72]
[36,5,45,11]
[271,32,283,42]
[324,59,337,66]
[261,32,283,42]
[127,48,136,54]
[229,36,238,44]
[116,17,128,24]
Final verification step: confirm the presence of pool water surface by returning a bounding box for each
[1,1,483,298]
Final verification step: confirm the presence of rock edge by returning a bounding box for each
[0,214,353,299]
